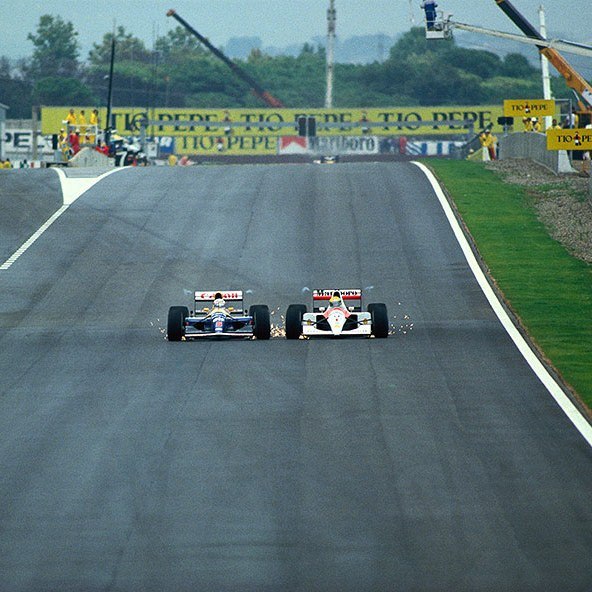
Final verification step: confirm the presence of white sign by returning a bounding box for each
[308,135,379,155]
[3,129,53,154]
[277,135,380,155]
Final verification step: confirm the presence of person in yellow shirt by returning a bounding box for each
[479,129,497,160]
[531,117,541,133]
[88,109,100,144]
[78,109,87,135]
[522,116,533,132]
[64,108,76,132]
[58,128,69,159]
[168,153,178,166]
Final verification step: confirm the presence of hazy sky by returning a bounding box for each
[0,0,587,60]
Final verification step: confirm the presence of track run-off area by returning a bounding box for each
[1,162,591,591]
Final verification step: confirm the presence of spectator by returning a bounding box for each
[58,128,69,158]
[89,109,100,143]
[20,159,30,168]
[69,129,81,155]
[359,110,370,134]
[479,129,497,160]
[64,108,76,129]
[223,110,232,135]
[2,158,13,169]
[531,117,541,133]
[564,110,578,129]
[58,127,68,146]
[398,136,408,155]
[421,0,438,30]
[79,109,87,133]
[216,137,224,152]
[95,140,110,156]
[548,118,562,131]
[168,153,178,166]
[522,116,533,132]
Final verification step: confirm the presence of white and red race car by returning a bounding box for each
[285,289,388,339]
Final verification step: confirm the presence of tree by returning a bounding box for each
[27,15,80,78]
[32,76,95,105]
[501,53,537,78]
[0,57,33,117]
[389,27,442,60]
[89,26,151,66]
[155,26,207,58]
[443,47,502,80]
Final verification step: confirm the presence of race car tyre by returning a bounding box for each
[368,303,389,338]
[167,306,188,341]
[286,304,307,339]
[250,305,271,340]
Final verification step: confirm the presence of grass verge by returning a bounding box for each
[426,159,592,410]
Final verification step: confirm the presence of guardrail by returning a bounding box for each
[498,131,575,174]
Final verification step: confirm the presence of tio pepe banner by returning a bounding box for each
[546,128,592,151]
[503,99,555,117]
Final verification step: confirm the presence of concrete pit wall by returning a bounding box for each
[68,147,113,168]
[498,132,574,175]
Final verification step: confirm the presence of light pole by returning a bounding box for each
[325,0,336,108]
[105,36,115,145]
[538,5,552,130]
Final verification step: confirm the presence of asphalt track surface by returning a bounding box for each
[0,163,591,591]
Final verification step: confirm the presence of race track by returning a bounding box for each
[1,163,591,591]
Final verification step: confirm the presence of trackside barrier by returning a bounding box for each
[498,131,575,174]
[405,141,465,156]
[67,147,113,168]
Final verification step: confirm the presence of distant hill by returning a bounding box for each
[453,30,592,79]
[224,33,397,64]
[223,30,592,81]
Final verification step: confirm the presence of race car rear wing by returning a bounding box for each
[312,289,362,312]
[194,290,244,312]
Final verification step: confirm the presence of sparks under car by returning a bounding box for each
[285,289,388,339]
[167,290,270,340]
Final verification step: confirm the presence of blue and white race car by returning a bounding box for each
[167,290,271,340]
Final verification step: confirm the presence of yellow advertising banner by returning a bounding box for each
[41,105,504,155]
[546,128,592,151]
[503,99,555,117]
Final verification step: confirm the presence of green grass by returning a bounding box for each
[426,159,592,409]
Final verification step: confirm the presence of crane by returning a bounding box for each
[427,1,592,116]
[166,9,284,109]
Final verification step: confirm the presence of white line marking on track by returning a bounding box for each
[413,160,592,448]
[0,167,123,270]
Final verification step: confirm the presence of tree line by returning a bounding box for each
[0,14,580,119]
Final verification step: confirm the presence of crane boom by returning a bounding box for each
[166,9,284,108]
[450,22,592,59]
[492,0,592,111]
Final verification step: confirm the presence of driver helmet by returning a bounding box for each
[329,291,341,306]
[213,293,225,308]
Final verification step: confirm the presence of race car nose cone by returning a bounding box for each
[328,310,345,335]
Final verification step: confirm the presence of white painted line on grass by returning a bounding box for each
[0,167,122,270]
[413,160,592,448]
